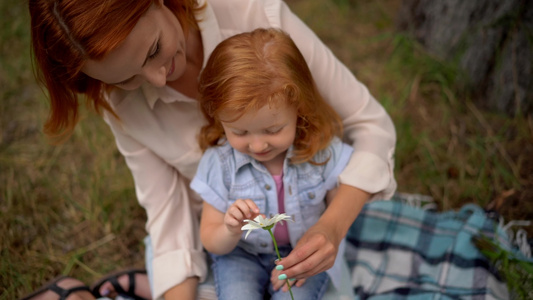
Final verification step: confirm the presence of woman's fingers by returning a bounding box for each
[270,268,285,291]
[275,229,338,280]
[281,278,305,292]
[271,268,302,292]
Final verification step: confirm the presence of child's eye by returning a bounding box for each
[148,42,160,59]
[232,131,247,136]
[266,128,282,135]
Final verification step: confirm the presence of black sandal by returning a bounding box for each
[90,268,148,300]
[20,275,92,300]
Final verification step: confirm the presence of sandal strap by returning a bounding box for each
[126,271,149,300]
[108,275,128,295]
[48,283,92,300]
[91,269,148,300]
[128,270,136,294]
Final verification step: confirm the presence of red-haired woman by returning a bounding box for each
[26,0,397,299]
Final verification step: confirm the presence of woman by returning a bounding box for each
[28,0,397,299]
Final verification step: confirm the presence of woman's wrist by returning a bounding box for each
[320,184,369,241]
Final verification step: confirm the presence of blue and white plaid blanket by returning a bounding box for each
[344,197,530,300]
[152,194,530,300]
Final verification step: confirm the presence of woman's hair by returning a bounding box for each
[198,28,343,165]
[28,0,203,141]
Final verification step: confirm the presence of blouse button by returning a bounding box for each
[308,192,315,199]
[260,242,268,247]
[265,184,272,190]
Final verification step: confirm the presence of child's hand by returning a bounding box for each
[224,199,260,235]
[271,267,306,292]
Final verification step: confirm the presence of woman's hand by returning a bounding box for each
[275,223,339,279]
[271,266,306,292]
[275,184,369,280]
[224,199,260,235]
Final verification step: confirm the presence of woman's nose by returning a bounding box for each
[144,65,167,87]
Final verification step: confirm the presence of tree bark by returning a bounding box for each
[397,0,532,116]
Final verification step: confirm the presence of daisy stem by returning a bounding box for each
[268,228,294,300]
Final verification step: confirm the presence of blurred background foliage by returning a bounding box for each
[1,0,531,298]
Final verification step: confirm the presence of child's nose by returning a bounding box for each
[249,139,268,153]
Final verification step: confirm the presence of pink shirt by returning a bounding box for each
[272,174,290,246]
[103,0,397,298]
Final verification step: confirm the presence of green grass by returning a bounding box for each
[0,2,146,297]
[380,32,525,210]
[1,0,531,298]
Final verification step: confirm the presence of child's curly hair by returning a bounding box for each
[198,28,343,165]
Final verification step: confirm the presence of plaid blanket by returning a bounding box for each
[147,194,530,300]
[344,197,525,300]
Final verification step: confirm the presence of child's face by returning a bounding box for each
[220,102,297,166]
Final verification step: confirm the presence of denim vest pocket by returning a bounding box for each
[297,170,327,205]
[298,184,327,206]
[297,174,327,229]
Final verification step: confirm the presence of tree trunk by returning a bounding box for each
[397,0,532,116]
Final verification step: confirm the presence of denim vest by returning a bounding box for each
[191,137,353,288]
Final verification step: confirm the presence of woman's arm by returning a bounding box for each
[163,277,198,300]
[103,110,207,299]
[279,0,397,201]
[276,184,368,279]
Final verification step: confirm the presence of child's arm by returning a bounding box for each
[200,199,260,255]
[325,187,338,206]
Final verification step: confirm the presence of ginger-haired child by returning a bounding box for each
[191,28,354,300]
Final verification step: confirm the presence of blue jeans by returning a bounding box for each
[144,236,353,299]
[210,245,330,300]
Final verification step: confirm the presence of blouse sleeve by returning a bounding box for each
[277,1,397,200]
[103,112,207,300]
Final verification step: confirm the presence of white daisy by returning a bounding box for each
[241,213,293,239]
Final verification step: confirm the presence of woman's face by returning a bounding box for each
[82,1,187,90]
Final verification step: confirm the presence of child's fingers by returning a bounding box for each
[231,199,260,220]
[224,214,241,228]
[225,199,260,227]
[227,203,246,221]
[227,200,249,220]
[242,199,260,217]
